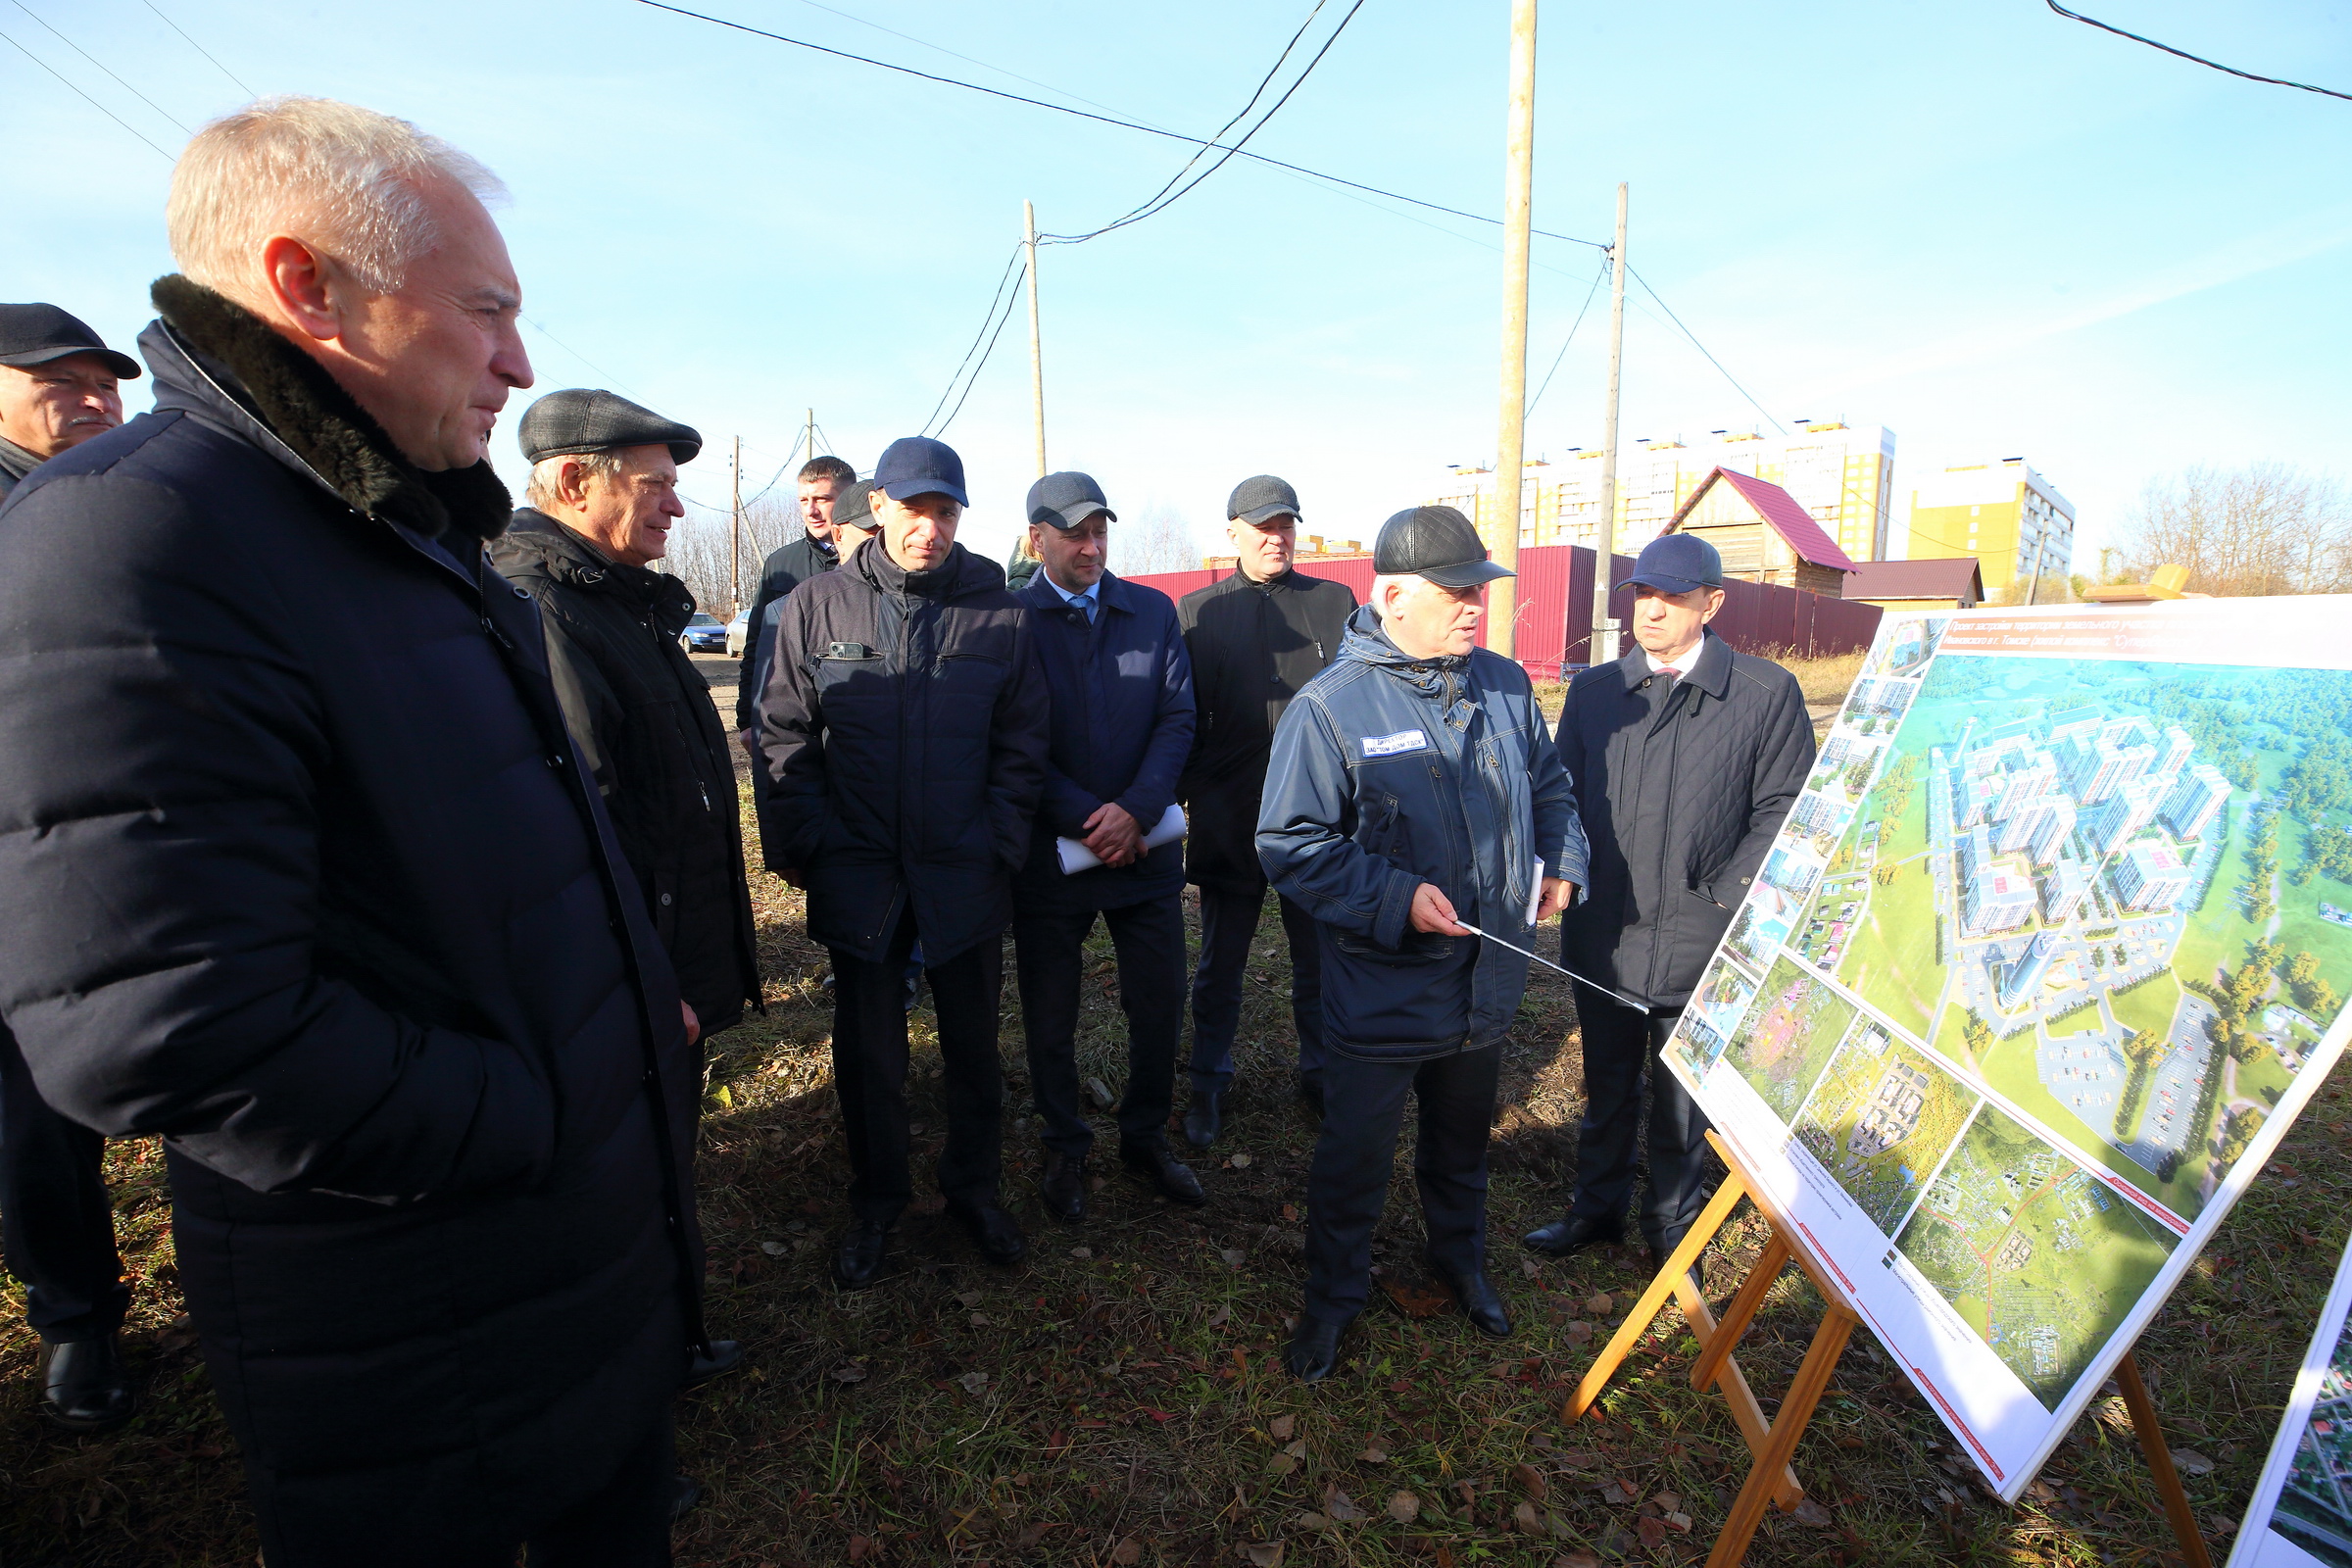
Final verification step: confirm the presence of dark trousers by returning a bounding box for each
[1187,884,1326,1092]
[830,909,1004,1224]
[0,1024,126,1342]
[1569,989,1712,1249]
[1301,1044,1501,1325]
[1014,894,1185,1156]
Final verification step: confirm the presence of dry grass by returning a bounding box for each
[3,665,2346,1566]
[1753,647,1867,709]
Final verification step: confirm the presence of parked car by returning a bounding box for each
[680,612,729,655]
[725,610,752,660]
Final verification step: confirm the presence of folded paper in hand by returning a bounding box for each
[1056,803,1188,875]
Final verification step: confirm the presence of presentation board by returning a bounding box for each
[2229,1231,2352,1568]
[1661,597,2352,1500]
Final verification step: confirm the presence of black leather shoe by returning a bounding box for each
[832,1219,893,1289]
[685,1338,743,1387]
[1041,1150,1088,1222]
[41,1335,134,1432]
[1121,1142,1207,1206]
[1285,1315,1348,1383]
[949,1199,1028,1266]
[1430,1264,1513,1339]
[1182,1086,1225,1149]
[1522,1213,1623,1257]
[1294,1071,1326,1120]
[1649,1240,1707,1299]
[669,1473,702,1523]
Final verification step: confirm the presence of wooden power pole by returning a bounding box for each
[1587,181,1629,667]
[1024,200,1047,478]
[805,407,815,464]
[729,435,743,615]
[1489,0,1538,660]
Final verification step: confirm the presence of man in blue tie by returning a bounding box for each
[1011,471,1205,1220]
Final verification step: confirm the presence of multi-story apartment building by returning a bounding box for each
[2160,764,2230,843]
[2112,840,2192,913]
[1904,459,2077,599]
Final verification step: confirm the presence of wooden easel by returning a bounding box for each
[1563,1131,2212,1568]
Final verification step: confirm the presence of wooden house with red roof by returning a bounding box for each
[1661,467,1857,598]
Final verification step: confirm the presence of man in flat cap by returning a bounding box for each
[1257,506,1585,1381]
[761,436,1049,1287]
[1525,532,1812,1290]
[1175,476,1356,1148]
[493,389,760,1384]
[1011,471,1203,1222]
[0,305,145,1428]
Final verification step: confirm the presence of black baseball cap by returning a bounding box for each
[1630,533,1725,595]
[832,478,877,533]
[1373,505,1512,589]
[1027,469,1115,530]
[518,388,701,465]
[0,303,140,380]
[1227,473,1299,525]
[872,436,966,507]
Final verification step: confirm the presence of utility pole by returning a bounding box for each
[805,407,815,465]
[1024,199,1047,478]
[1489,0,1537,660]
[729,435,743,616]
[1586,181,1629,668]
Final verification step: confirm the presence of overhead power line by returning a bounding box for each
[12,0,189,132]
[140,0,254,96]
[1625,265,1788,436]
[632,1,1606,250]
[1526,257,1608,418]
[2044,1,2351,103]
[919,248,1026,437]
[1,27,173,159]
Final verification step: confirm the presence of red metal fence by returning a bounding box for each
[1123,542,1882,679]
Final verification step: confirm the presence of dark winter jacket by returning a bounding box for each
[1176,567,1357,893]
[1013,570,1196,911]
[1557,630,1814,1009]
[760,535,1050,964]
[1004,539,1040,590]
[491,510,760,1032]
[734,530,837,731]
[0,433,38,502]
[1258,607,1588,1061]
[0,277,702,1532]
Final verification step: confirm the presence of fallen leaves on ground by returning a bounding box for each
[1110,1540,1143,1565]
[1386,1492,1420,1524]
[1791,1497,1835,1527]
[1239,1543,1284,1566]
[1382,1279,1452,1319]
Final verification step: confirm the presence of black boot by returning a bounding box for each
[41,1334,133,1432]
[1041,1150,1088,1223]
[1521,1213,1622,1257]
[1430,1263,1512,1339]
[948,1199,1028,1266]
[832,1218,893,1289]
[1120,1142,1207,1206]
[1284,1315,1348,1383]
[685,1338,743,1387]
[1182,1085,1225,1149]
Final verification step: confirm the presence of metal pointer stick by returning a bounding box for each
[1453,922,1652,1013]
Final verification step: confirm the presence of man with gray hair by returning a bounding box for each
[0,97,703,1564]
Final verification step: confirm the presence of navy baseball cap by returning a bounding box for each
[1630,533,1725,595]
[1373,505,1512,589]
[872,436,967,507]
[1027,470,1115,530]
[0,303,140,379]
[1227,473,1299,525]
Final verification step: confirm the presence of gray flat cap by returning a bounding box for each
[1027,469,1115,530]
[1227,473,1299,524]
[518,388,701,465]
[833,478,876,532]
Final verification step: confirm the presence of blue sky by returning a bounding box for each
[4,0,2346,574]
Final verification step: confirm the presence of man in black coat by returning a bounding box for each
[734,453,854,740]
[0,101,704,1565]
[0,302,143,1431]
[1011,471,1203,1220]
[1175,475,1356,1146]
[1525,534,1814,1282]
[761,436,1049,1288]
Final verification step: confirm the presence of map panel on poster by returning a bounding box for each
[2228,1231,2352,1568]
[1661,598,2352,1500]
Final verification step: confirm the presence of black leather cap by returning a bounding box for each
[833,478,876,532]
[0,303,139,379]
[1227,473,1299,524]
[1372,505,1512,588]
[517,388,701,465]
[1026,469,1115,530]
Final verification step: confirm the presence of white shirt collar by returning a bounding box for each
[1646,631,1707,678]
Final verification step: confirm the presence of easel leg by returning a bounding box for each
[1703,1301,1858,1568]
[1690,1232,1789,1395]
[1674,1275,1803,1510]
[1565,1172,1747,1420]
[2114,1350,2212,1568]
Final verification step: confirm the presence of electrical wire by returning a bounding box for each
[519,315,649,402]
[1625,265,1787,436]
[1042,0,1348,245]
[12,1,189,131]
[2045,0,2350,102]
[1,28,173,159]
[1526,257,1607,418]
[918,249,1025,436]
[140,0,253,95]
[631,1,1607,250]
[931,282,1027,439]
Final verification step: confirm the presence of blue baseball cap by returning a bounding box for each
[872,435,967,507]
[1631,532,1725,595]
